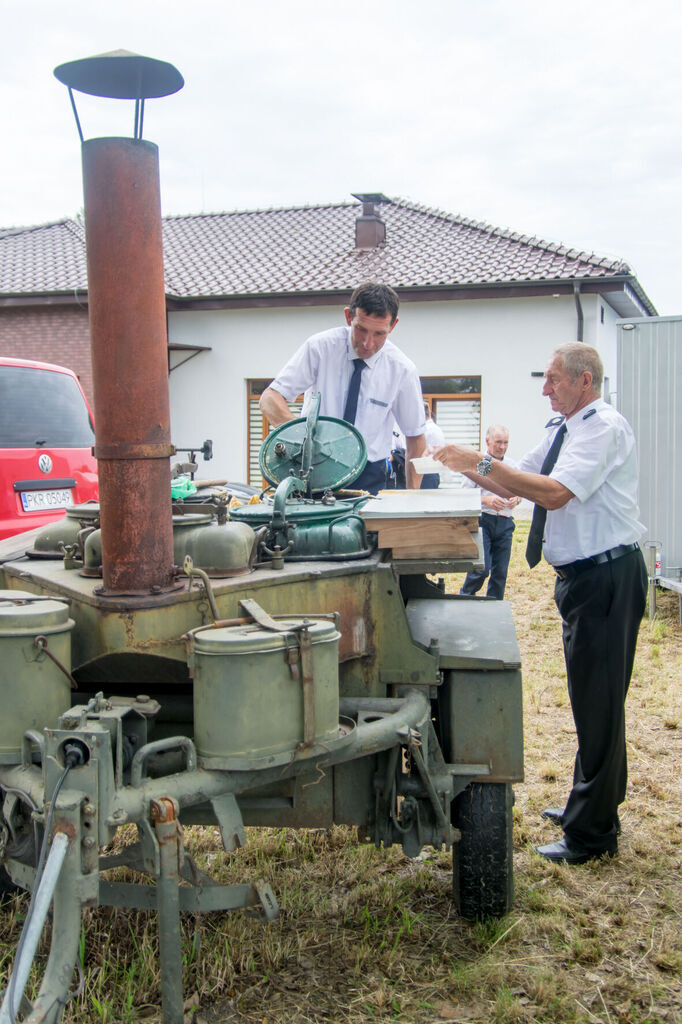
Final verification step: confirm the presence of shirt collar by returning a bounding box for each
[345,328,383,368]
[565,396,604,433]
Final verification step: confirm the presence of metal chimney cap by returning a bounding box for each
[351,192,390,205]
[54,49,184,100]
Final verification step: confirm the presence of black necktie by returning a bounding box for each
[525,422,567,568]
[343,358,366,424]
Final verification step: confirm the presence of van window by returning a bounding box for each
[0,366,95,448]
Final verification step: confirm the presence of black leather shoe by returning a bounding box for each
[535,838,616,865]
[541,807,622,835]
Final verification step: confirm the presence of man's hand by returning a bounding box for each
[432,444,573,509]
[431,443,479,473]
[482,494,509,512]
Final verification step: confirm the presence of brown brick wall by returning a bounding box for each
[0,305,94,407]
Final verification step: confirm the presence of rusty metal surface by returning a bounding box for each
[82,138,174,596]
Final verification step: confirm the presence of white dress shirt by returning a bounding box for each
[269,326,425,462]
[518,398,645,565]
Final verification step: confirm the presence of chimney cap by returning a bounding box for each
[351,192,390,205]
[54,49,184,100]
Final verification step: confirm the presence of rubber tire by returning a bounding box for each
[0,864,20,903]
[453,780,514,920]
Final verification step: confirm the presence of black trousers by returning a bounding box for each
[554,548,647,851]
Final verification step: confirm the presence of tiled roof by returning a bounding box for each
[0,220,88,294]
[0,197,646,305]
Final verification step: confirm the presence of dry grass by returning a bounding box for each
[1,525,680,1023]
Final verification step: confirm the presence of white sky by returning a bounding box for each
[1,0,680,313]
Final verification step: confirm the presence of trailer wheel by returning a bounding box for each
[452,781,513,920]
[0,865,19,902]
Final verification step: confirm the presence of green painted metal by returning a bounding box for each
[260,414,367,493]
[0,590,74,762]
[439,668,524,783]
[189,617,341,764]
[171,518,257,577]
[27,503,100,558]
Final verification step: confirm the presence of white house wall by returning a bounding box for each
[168,294,616,482]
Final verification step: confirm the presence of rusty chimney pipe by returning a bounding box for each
[54,52,184,595]
[83,138,175,594]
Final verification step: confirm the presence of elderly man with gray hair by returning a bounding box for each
[432,343,647,866]
[459,424,520,599]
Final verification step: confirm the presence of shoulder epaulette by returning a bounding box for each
[545,415,565,428]
[582,408,597,420]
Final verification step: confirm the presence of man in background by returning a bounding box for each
[460,424,520,599]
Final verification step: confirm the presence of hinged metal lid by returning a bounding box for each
[0,590,72,634]
[260,415,367,494]
[193,617,339,655]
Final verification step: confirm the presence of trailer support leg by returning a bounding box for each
[152,799,185,1024]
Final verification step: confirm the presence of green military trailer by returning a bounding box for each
[0,50,523,1024]
[0,473,522,1024]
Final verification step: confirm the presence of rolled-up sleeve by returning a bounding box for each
[551,420,620,503]
[270,341,319,402]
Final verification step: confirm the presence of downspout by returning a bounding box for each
[573,282,584,342]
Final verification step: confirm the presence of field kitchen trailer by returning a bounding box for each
[0,52,523,1024]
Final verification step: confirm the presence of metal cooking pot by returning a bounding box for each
[230,477,373,561]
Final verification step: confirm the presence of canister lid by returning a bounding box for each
[260,416,367,494]
[66,502,101,521]
[0,590,72,634]
[193,616,339,655]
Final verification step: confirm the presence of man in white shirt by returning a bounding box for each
[431,344,647,866]
[259,283,426,493]
[459,424,520,599]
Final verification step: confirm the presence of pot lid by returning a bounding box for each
[260,409,367,494]
[0,589,72,634]
[192,616,339,654]
[230,495,365,525]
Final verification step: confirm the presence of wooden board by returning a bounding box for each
[375,520,479,559]
[372,516,478,536]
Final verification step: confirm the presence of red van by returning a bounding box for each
[0,357,99,540]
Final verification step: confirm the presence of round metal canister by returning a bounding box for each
[0,590,75,763]
[192,617,340,767]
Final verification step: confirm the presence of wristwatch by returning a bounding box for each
[477,453,493,476]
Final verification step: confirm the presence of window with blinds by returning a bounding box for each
[247,380,302,488]
[422,377,481,486]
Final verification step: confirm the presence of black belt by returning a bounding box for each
[554,543,640,580]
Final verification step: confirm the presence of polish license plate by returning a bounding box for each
[20,488,73,512]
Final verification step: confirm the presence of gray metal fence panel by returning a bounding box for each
[617,316,682,577]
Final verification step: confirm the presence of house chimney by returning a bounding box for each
[352,192,389,249]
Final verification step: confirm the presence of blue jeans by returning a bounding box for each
[460,512,515,600]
